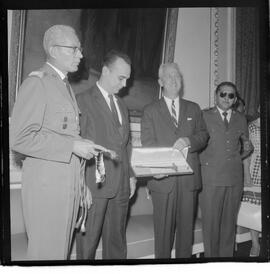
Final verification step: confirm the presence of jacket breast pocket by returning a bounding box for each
[53,103,76,131]
[181,117,195,134]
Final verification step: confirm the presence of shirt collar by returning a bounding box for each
[96,81,113,100]
[216,106,232,119]
[46,62,66,80]
[163,95,179,105]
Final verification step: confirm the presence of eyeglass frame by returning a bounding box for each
[53,45,83,54]
[219,91,236,99]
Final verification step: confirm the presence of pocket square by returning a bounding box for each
[187,117,192,121]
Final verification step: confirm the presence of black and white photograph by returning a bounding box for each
[1,0,269,269]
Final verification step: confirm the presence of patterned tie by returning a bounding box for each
[171,100,178,128]
[108,94,121,127]
[222,111,229,130]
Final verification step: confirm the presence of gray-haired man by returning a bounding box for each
[10,25,104,260]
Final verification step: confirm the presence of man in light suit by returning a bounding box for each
[200,81,251,257]
[141,62,209,258]
[76,50,137,260]
[10,25,104,260]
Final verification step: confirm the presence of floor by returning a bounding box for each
[10,235,258,261]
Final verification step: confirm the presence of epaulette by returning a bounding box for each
[29,71,46,78]
[202,107,215,112]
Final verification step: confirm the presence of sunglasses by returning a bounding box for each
[219,92,235,99]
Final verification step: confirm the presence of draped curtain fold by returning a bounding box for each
[235,7,260,117]
[79,9,166,80]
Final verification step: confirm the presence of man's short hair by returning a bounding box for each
[158,62,183,80]
[215,81,237,94]
[43,25,76,56]
[102,50,131,68]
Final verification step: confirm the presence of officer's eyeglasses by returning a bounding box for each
[219,92,235,99]
[53,45,83,54]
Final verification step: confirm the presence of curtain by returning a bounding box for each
[235,7,260,117]
[78,9,166,80]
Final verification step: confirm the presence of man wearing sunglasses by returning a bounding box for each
[199,81,252,257]
[10,25,105,260]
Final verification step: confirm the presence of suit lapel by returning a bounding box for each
[178,98,188,128]
[93,85,115,123]
[43,64,79,115]
[212,107,226,129]
[93,85,125,138]
[228,110,237,130]
[116,97,129,138]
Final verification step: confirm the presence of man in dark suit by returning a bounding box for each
[200,81,251,257]
[75,50,137,260]
[141,62,209,258]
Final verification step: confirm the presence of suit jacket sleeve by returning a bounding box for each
[187,104,209,153]
[127,132,135,178]
[141,106,157,146]
[117,97,135,178]
[76,93,95,141]
[10,76,75,163]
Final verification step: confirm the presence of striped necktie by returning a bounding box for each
[222,111,229,130]
[108,94,121,127]
[171,99,178,128]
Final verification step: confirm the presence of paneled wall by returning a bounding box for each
[174,7,235,109]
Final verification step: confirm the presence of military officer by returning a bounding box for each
[200,81,252,257]
[10,25,105,260]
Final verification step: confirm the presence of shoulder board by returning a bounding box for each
[203,107,214,112]
[29,71,45,78]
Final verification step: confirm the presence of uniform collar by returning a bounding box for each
[46,62,66,80]
[216,106,232,120]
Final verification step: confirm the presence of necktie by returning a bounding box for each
[109,94,121,127]
[222,111,229,130]
[171,100,178,128]
[63,77,73,100]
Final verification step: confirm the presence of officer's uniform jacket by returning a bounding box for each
[10,63,82,260]
[200,107,249,187]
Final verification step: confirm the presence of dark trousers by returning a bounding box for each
[76,188,129,260]
[151,182,196,258]
[200,185,243,257]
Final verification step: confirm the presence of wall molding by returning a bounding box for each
[8,10,27,115]
[227,7,236,83]
[209,7,220,107]
[209,7,236,107]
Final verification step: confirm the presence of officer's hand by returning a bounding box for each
[73,140,107,159]
[243,140,253,152]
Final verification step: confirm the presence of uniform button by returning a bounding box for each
[226,140,230,143]
[63,124,67,129]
